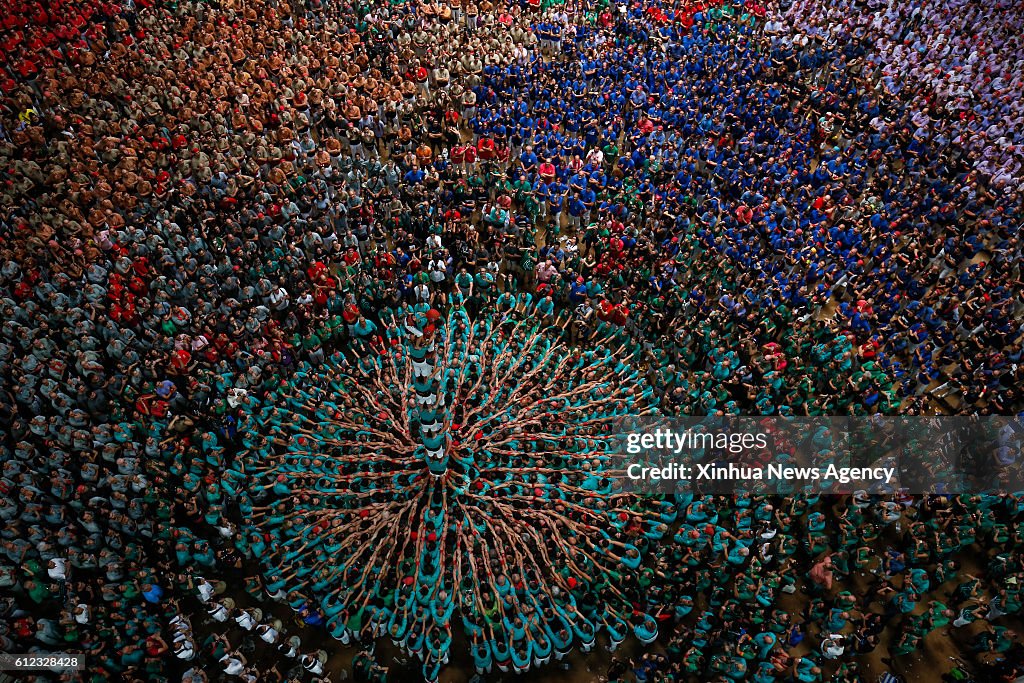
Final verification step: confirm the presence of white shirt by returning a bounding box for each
[302,656,325,675]
[269,287,289,310]
[47,558,67,581]
[221,656,245,676]
[197,579,215,603]
[235,611,256,630]
[74,604,90,624]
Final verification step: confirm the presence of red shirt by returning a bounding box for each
[169,349,191,371]
[477,137,496,159]
[307,261,328,280]
[17,59,38,77]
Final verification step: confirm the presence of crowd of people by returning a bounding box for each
[232,300,669,681]
[785,0,1024,191]
[2,0,1024,679]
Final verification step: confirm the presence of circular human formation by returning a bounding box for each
[233,300,669,678]
[2,0,1024,680]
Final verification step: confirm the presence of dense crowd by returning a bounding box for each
[785,0,1024,191]
[2,0,1024,680]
